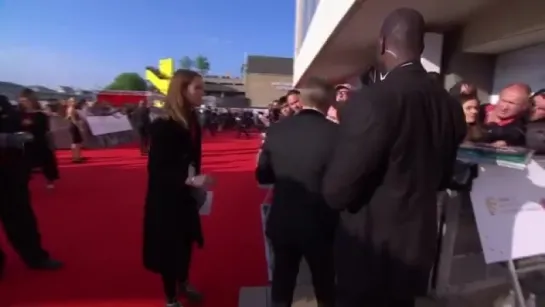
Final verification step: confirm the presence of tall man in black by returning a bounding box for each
[322,8,467,307]
[256,78,338,307]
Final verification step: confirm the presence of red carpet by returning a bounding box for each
[0,133,268,307]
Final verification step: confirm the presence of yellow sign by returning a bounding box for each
[146,58,174,95]
[152,100,164,108]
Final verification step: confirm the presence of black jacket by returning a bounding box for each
[256,109,339,245]
[323,62,466,301]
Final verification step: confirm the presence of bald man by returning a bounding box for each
[322,8,466,307]
[483,83,531,147]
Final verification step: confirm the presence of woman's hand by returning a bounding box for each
[186,174,215,189]
[22,119,32,126]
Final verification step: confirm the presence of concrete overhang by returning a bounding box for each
[293,0,497,87]
[461,0,545,53]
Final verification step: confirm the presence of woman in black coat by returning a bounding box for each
[143,69,214,307]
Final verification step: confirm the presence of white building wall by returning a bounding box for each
[293,0,358,86]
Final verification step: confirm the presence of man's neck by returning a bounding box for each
[302,106,326,115]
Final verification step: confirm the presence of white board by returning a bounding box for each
[470,158,545,263]
[86,114,132,136]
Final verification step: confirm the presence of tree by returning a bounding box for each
[106,73,147,91]
[194,55,211,76]
[179,56,194,69]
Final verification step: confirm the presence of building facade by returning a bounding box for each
[293,0,545,101]
[244,55,294,107]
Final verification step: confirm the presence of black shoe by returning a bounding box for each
[28,258,63,270]
[179,283,203,303]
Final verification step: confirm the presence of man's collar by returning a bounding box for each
[379,61,418,81]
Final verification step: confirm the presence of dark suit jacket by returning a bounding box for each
[323,62,466,300]
[256,109,339,246]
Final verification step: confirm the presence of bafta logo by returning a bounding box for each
[486,197,498,215]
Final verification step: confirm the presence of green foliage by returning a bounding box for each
[106,73,147,91]
[179,56,194,69]
[194,55,211,76]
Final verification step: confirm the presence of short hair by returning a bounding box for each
[532,88,545,98]
[278,95,287,105]
[286,89,300,96]
[299,77,335,109]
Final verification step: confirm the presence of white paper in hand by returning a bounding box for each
[199,191,214,215]
[188,165,196,178]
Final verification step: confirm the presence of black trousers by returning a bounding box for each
[138,127,150,154]
[271,239,335,307]
[159,241,193,300]
[0,165,49,266]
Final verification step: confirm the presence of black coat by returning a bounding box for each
[143,113,202,275]
[21,111,59,179]
[256,109,339,246]
[323,63,467,302]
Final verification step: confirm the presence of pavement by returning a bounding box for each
[242,196,545,306]
[239,267,545,306]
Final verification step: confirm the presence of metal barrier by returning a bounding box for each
[431,190,541,306]
[49,116,137,149]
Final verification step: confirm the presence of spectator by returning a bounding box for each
[449,81,477,97]
[530,89,545,122]
[482,83,531,147]
[526,89,545,153]
[459,94,485,143]
[286,89,302,114]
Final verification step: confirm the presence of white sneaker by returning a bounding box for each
[46,183,55,189]
[165,301,182,307]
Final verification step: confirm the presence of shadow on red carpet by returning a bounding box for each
[0,132,268,307]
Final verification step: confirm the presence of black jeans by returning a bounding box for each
[138,127,149,154]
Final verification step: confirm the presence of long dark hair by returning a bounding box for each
[459,94,484,142]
